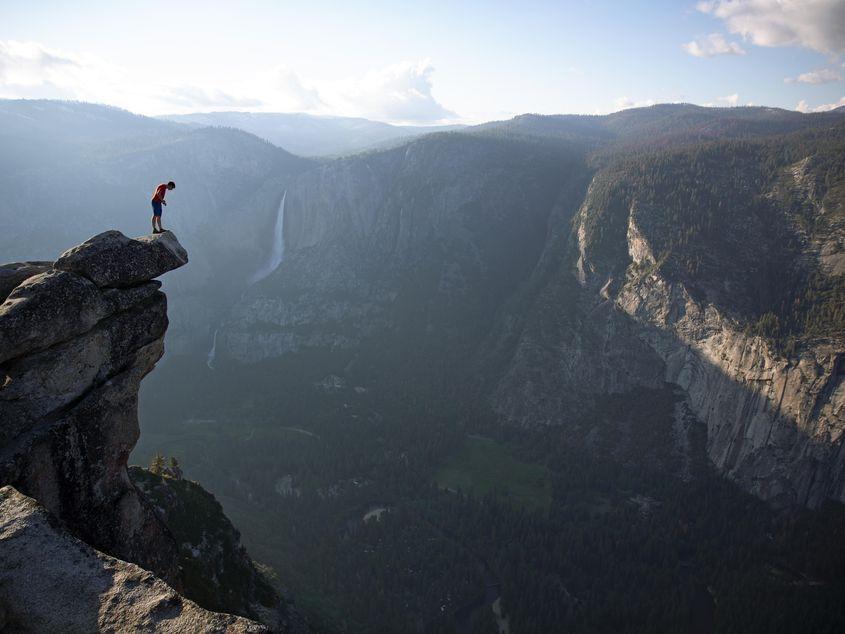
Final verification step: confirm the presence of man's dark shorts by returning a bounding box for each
[152,201,163,217]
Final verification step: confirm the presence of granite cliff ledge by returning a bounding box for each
[0,231,302,632]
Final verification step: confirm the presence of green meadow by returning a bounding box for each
[435,435,552,512]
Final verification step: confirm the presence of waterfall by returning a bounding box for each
[248,190,287,285]
[206,328,219,370]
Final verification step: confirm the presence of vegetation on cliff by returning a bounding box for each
[131,465,281,621]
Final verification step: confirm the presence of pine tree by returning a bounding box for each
[150,453,165,475]
[166,455,183,479]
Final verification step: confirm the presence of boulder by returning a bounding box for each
[54,230,188,288]
[103,280,163,313]
[0,261,52,302]
[0,231,305,631]
[0,270,109,365]
[0,486,268,633]
[0,292,167,446]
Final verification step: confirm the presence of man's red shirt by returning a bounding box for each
[152,183,168,203]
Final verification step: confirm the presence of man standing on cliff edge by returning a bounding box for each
[151,181,175,234]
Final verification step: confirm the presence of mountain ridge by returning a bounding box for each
[160,110,466,157]
[202,107,845,508]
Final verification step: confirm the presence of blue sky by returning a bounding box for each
[1,0,843,122]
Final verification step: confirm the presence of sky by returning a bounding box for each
[1,0,844,124]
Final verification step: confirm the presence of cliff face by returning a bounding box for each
[203,120,845,509]
[613,211,845,507]
[0,230,188,582]
[616,270,845,507]
[0,486,262,633]
[131,466,305,631]
[0,231,300,630]
[569,147,845,507]
[216,134,586,369]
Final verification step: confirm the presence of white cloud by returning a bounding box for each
[611,97,658,112]
[796,96,845,112]
[223,66,329,114]
[698,0,845,53]
[722,92,740,106]
[0,40,457,122]
[323,60,456,124]
[703,93,741,107]
[784,68,843,84]
[161,86,263,109]
[0,40,122,102]
[250,60,456,123]
[0,40,77,84]
[682,33,747,57]
[263,67,326,112]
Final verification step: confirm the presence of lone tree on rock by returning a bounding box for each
[165,456,183,480]
[149,453,165,475]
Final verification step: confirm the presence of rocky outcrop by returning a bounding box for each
[0,486,266,633]
[570,169,845,508]
[615,221,845,507]
[0,230,299,631]
[55,229,188,288]
[132,467,307,632]
[0,231,185,581]
[0,261,51,302]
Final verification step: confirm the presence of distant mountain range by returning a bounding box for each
[159,111,465,157]
[4,97,845,632]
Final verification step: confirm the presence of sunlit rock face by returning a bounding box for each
[612,218,845,508]
[0,486,267,634]
[570,155,845,508]
[54,229,188,288]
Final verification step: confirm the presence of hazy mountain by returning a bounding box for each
[0,99,314,354]
[160,111,464,157]
[473,103,845,150]
[0,99,183,175]
[140,105,845,630]
[3,99,845,632]
[0,99,182,146]
[196,105,845,508]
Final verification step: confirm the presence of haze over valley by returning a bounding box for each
[3,1,845,632]
[2,96,845,632]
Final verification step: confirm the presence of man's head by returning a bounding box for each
[167,181,176,190]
